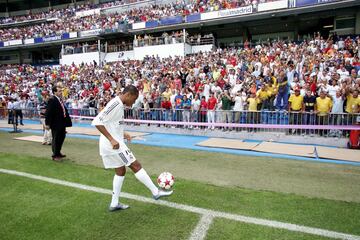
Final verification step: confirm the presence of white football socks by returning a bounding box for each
[110,174,125,207]
[134,168,159,196]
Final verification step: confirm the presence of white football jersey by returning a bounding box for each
[92,96,126,156]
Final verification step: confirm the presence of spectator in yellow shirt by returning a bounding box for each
[161,86,172,101]
[288,87,304,133]
[316,91,333,116]
[212,67,221,81]
[266,81,277,110]
[142,79,150,94]
[247,92,260,127]
[62,87,69,99]
[345,89,359,114]
[288,88,304,111]
[315,91,333,136]
[256,84,269,110]
[345,89,360,125]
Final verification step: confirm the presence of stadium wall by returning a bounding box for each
[133,43,185,59]
[191,45,214,54]
[60,52,100,65]
[59,42,212,65]
[257,0,288,12]
[104,51,135,62]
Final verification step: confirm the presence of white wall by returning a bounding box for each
[104,51,135,62]
[134,43,185,60]
[100,52,106,64]
[191,44,214,54]
[258,0,288,12]
[184,43,192,55]
[60,52,100,66]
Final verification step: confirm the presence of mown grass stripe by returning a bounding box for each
[1,168,359,240]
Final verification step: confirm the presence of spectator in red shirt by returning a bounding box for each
[310,77,317,95]
[207,92,217,130]
[161,96,172,122]
[103,80,111,91]
[199,96,207,124]
[229,56,237,67]
[217,76,226,89]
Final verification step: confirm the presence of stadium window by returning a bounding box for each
[335,18,355,29]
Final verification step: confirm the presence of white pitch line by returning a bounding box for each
[189,214,214,240]
[1,168,360,240]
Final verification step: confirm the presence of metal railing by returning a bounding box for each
[107,43,134,52]
[63,44,100,55]
[186,36,215,46]
[133,35,185,47]
[133,36,215,47]
[2,107,358,138]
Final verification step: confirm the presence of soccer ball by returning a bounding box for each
[157,172,175,190]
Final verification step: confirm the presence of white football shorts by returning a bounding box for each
[101,145,136,169]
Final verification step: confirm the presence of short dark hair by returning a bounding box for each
[122,85,139,96]
[52,86,58,94]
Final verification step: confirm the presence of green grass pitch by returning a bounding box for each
[1,132,360,239]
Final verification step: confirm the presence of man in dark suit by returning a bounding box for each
[45,86,72,161]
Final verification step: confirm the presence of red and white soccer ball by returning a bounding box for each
[157,172,175,190]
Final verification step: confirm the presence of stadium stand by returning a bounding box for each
[0,0,359,140]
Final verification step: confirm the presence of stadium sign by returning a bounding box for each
[5,39,23,46]
[24,39,35,45]
[76,8,101,18]
[159,16,183,26]
[33,33,71,44]
[186,13,201,23]
[201,5,253,21]
[258,0,288,12]
[43,35,62,42]
[0,39,23,47]
[80,29,102,37]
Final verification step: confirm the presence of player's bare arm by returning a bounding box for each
[95,125,119,149]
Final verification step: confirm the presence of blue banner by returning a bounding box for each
[34,33,68,44]
[160,16,183,25]
[43,35,62,42]
[145,20,158,28]
[186,13,201,23]
[34,37,43,44]
[317,0,338,3]
[296,0,316,6]
[61,32,70,39]
[296,0,337,7]
[0,42,3,47]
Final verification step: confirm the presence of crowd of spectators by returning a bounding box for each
[0,1,129,25]
[0,34,359,133]
[0,0,261,42]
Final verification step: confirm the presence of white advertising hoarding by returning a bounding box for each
[201,5,253,21]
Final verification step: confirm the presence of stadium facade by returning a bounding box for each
[0,0,360,65]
